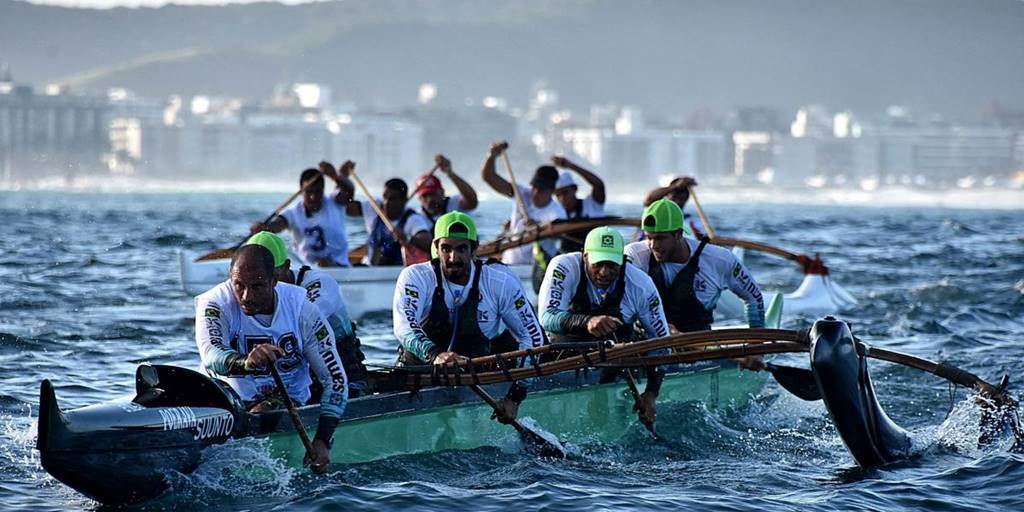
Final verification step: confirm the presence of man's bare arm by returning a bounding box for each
[480,141,514,198]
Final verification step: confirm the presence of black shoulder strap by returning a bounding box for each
[398,209,416,230]
[296,265,312,286]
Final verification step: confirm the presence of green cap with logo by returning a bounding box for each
[244,231,288,268]
[433,211,478,242]
[584,226,624,265]
[642,198,685,233]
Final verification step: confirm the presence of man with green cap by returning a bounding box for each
[392,211,546,423]
[538,226,670,427]
[245,231,369,396]
[624,199,765,336]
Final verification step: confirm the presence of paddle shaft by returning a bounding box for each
[686,185,716,239]
[269,364,316,458]
[409,163,442,197]
[623,368,658,438]
[500,151,532,225]
[348,168,407,247]
[195,171,324,261]
[468,383,565,457]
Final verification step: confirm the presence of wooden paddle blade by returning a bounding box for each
[766,363,822,401]
[515,419,569,458]
[195,247,236,262]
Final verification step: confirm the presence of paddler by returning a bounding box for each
[551,155,607,253]
[538,226,670,427]
[392,211,546,423]
[624,199,766,369]
[251,161,355,267]
[643,176,704,237]
[194,244,347,474]
[480,141,567,266]
[245,231,370,397]
[415,153,479,224]
[319,158,433,266]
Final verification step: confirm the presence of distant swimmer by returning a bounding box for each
[551,155,607,253]
[416,154,479,225]
[625,199,766,369]
[480,141,567,266]
[251,162,354,267]
[538,226,669,427]
[246,231,369,396]
[643,176,703,237]
[392,212,546,423]
[194,244,347,473]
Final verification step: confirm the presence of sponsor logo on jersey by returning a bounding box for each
[305,281,323,303]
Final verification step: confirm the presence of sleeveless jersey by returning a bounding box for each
[281,198,351,266]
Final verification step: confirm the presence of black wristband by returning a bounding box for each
[562,313,592,336]
[505,382,529,404]
[226,354,249,375]
[314,416,339,447]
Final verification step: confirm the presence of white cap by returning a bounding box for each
[555,172,577,190]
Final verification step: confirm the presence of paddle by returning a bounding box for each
[623,368,660,439]
[268,364,318,465]
[467,383,567,458]
[686,184,716,240]
[348,167,419,264]
[409,163,442,198]
[195,171,324,262]
[498,147,532,226]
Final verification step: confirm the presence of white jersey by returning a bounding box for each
[393,260,545,362]
[565,194,605,220]
[194,281,348,417]
[538,252,669,340]
[502,185,568,265]
[624,239,765,327]
[280,198,351,267]
[296,267,353,338]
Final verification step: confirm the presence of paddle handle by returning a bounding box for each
[500,151,531,225]
[349,168,405,245]
[686,185,716,239]
[409,163,442,197]
[269,364,316,457]
[261,170,325,227]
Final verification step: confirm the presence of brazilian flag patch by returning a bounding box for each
[515,297,527,310]
[405,287,419,299]
[553,269,566,281]
[204,307,220,319]
[315,325,329,341]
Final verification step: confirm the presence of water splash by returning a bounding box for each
[161,437,296,504]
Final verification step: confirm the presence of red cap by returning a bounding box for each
[415,174,443,196]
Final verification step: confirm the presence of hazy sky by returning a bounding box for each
[27,0,310,8]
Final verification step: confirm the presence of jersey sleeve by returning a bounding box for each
[724,255,766,328]
[194,296,242,375]
[299,300,348,420]
[278,202,298,228]
[392,266,439,362]
[623,242,649,273]
[538,254,581,334]
[303,273,353,338]
[496,271,546,350]
[403,213,432,238]
[630,268,671,340]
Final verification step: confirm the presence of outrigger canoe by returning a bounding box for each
[38,359,763,505]
[37,322,1022,505]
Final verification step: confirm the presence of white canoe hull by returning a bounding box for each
[178,251,537,320]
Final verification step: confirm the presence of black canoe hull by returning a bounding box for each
[809,317,912,467]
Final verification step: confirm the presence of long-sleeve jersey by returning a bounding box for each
[393,261,545,363]
[624,239,765,327]
[538,252,670,340]
[296,267,354,339]
[194,281,348,421]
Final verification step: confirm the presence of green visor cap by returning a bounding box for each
[434,211,478,242]
[584,226,624,265]
[642,198,685,232]
[244,231,288,268]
